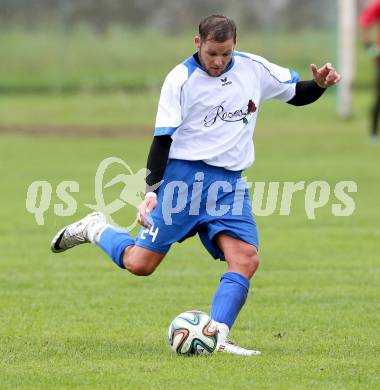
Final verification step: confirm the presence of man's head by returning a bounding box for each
[195,15,236,77]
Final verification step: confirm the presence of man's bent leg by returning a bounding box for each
[51,212,166,276]
[210,234,261,355]
[217,233,260,279]
[210,233,259,329]
[96,225,134,268]
[96,225,166,275]
[122,246,166,276]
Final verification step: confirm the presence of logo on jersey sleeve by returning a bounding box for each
[204,99,257,127]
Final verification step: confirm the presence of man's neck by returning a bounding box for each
[193,52,233,73]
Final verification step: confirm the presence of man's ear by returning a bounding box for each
[194,35,201,49]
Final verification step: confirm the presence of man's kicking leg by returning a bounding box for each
[211,233,261,356]
[51,212,165,275]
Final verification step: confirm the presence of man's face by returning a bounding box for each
[195,36,235,77]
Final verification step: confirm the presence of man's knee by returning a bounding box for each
[122,246,163,276]
[244,247,260,277]
[228,245,260,280]
[124,260,156,276]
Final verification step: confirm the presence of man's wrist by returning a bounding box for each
[313,79,327,89]
[145,191,157,199]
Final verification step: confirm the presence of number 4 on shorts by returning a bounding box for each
[140,225,159,242]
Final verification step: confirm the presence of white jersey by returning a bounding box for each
[154,51,299,171]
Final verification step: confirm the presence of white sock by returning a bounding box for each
[88,222,109,244]
[214,321,230,344]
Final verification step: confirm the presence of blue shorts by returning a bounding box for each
[135,159,258,260]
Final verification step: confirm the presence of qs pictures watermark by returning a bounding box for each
[26,157,358,229]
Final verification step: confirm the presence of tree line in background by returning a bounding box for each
[0,0,348,33]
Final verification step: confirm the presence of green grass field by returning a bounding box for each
[0,26,374,131]
[0,28,339,92]
[1,86,379,388]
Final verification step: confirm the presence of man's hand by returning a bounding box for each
[310,63,341,89]
[137,193,157,228]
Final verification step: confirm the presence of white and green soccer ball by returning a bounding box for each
[168,311,218,355]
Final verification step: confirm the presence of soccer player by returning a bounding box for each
[51,15,341,356]
[359,0,380,143]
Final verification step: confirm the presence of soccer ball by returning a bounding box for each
[168,310,218,355]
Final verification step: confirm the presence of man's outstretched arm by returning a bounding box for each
[287,63,341,106]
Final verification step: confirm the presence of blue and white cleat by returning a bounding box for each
[51,212,107,253]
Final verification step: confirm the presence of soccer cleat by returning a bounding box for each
[50,212,107,253]
[214,322,261,356]
[216,339,261,356]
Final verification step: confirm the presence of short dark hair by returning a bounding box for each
[199,15,237,43]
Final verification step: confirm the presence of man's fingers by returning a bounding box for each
[311,62,341,87]
[326,70,335,83]
[310,63,318,75]
[316,63,334,79]
[334,74,342,83]
[320,66,332,77]
[145,198,157,213]
[137,198,157,228]
[137,210,143,224]
[326,68,341,84]
[137,209,150,228]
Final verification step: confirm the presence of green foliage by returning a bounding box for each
[0,93,379,388]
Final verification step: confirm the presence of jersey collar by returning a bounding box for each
[192,52,235,75]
